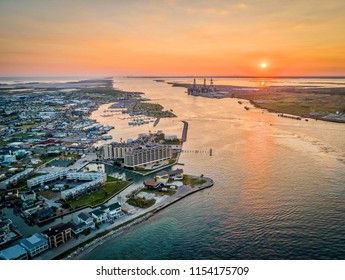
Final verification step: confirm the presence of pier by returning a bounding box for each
[153,117,160,127]
[181,120,188,142]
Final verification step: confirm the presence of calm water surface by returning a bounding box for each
[85,77,345,259]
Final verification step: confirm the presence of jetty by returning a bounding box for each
[181,120,188,142]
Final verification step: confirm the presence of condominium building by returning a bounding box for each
[124,145,172,168]
[27,169,68,188]
[41,223,72,248]
[103,143,136,159]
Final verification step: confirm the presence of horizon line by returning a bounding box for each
[1,75,345,79]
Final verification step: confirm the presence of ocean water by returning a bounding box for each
[83,77,345,260]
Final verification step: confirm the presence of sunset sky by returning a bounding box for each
[1,0,345,76]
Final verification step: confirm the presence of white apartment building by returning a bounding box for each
[124,145,172,168]
[103,143,136,159]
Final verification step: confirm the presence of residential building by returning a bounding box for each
[155,171,170,185]
[21,190,36,202]
[0,168,34,189]
[90,209,108,224]
[107,202,122,219]
[0,245,28,260]
[103,143,136,159]
[144,178,161,190]
[124,145,172,168]
[169,169,184,180]
[20,233,49,257]
[41,223,72,248]
[77,212,95,230]
[27,169,68,188]
[61,173,106,200]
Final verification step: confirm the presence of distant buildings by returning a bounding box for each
[188,78,217,95]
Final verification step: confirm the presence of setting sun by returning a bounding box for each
[261,63,267,69]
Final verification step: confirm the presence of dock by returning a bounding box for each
[181,120,188,142]
[153,117,160,127]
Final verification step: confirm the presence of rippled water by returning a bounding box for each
[85,77,345,259]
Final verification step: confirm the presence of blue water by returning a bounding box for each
[82,77,345,260]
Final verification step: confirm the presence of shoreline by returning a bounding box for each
[172,82,345,123]
[56,176,213,260]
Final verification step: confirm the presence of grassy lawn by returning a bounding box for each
[127,196,156,208]
[38,189,60,200]
[68,180,129,209]
[139,189,176,197]
[182,175,206,188]
[163,139,182,145]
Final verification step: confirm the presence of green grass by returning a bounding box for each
[127,196,156,208]
[68,180,129,208]
[139,189,176,197]
[182,175,206,188]
[163,139,182,145]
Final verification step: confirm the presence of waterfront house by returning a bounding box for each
[155,171,170,185]
[68,221,84,236]
[90,209,108,224]
[169,169,184,180]
[41,223,72,248]
[107,202,122,219]
[0,244,28,260]
[78,212,95,230]
[144,178,161,190]
[20,233,49,257]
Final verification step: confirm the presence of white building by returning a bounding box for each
[124,145,172,168]
[20,233,49,257]
[0,168,34,189]
[103,143,136,160]
[27,169,68,189]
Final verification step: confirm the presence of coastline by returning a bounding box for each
[55,176,214,260]
[172,82,345,123]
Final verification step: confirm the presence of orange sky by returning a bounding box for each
[1,0,345,76]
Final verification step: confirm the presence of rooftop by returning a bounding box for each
[0,244,27,260]
[20,233,47,250]
[41,223,71,237]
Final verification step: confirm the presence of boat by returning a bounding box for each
[244,106,249,110]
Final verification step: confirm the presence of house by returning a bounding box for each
[169,169,184,180]
[144,178,161,190]
[20,233,49,257]
[21,190,36,202]
[68,221,84,236]
[78,212,95,230]
[0,244,28,260]
[107,202,122,219]
[0,218,12,242]
[90,209,108,224]
[33,207,54,221]
[155,171,170,185]
[41,223,72,248]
